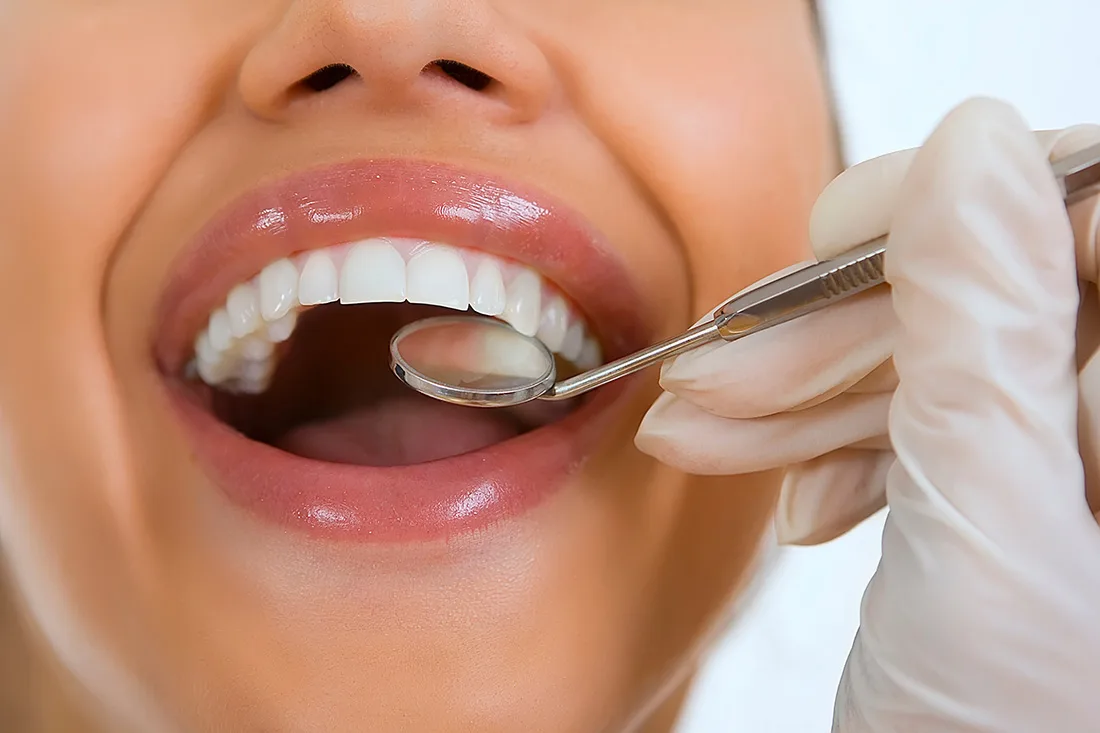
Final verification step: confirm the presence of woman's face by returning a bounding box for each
[0,1,830,730]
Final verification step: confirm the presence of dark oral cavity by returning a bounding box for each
[203,302,577,466]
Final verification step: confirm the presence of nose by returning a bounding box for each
[239,0,553,124]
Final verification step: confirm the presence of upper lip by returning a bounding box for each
[154,159,653,373]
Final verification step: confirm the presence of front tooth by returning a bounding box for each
[536,295,569,352]
[561,321,585,362]
[503,269,542,337]
[298,251,339,305]
[406,245,469,310]
[208,308,233,351]
[469,258,506,316]
[265,310,298,343]
[340,240,407,304]
[258,259,299,321]
[226,283,262,338]
[577,337,602,370]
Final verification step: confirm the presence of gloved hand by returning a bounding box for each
[637,102,1100,545]
[636,97,1100,730]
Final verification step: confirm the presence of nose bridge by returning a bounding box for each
[239,0,552,123]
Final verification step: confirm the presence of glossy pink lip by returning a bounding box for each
[156,159,653,542]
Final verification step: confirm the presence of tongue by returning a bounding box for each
[276,396,521,466]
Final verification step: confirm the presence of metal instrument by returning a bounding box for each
[391,143,1100,408]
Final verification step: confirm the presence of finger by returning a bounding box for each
[1034,125,1100,158]
[1071,191,1100,282]
[1077,281,1100,518]
[635,390,890,475]
[812,127,1100,266]
[1040,124,1100,282]
[1077,284,1100,518]
[810,147,917,261]
[846,359,898,396]
[776,449,892,546]
[797,360,899,412]
[659,286,896,419]
[887,97,1087,540]
[1078,346,1100,519]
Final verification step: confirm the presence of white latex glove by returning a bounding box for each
[636,102,1100,547]
[637,98,1100,729]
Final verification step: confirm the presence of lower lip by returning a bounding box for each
[166,378,635,543]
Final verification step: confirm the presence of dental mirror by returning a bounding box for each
[390,316,557,407]
[392,142,1100,408]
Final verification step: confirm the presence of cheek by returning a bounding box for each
[532,1,832,316]
[0,4,262,282]
[0,10,270,489]
[678,62,831,311]
[0,0,269,677]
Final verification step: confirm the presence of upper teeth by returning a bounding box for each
[190,238,602,394]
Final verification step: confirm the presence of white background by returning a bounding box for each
[677,2,1100,731]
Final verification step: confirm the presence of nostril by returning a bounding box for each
[424,60,495,93]
[298,64,359,93]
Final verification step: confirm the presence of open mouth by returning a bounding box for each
[191,238,601,465]
[156,160,651,541]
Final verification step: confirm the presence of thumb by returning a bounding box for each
[837,98,1100,732]
[886,98,1087,540]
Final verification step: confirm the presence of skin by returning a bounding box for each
[0,1,832,731]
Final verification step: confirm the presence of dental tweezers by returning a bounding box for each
[539,142,1100,401]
